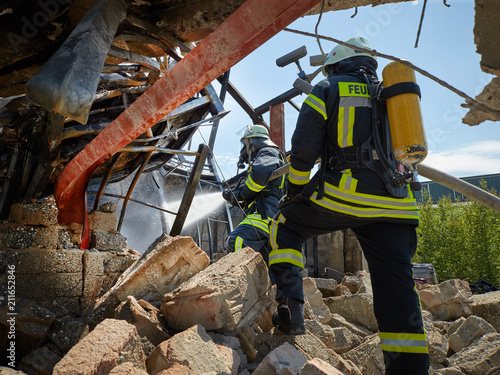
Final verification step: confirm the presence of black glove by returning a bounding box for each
[287,182,303,201]
[278,182,303,209]
[222,188,243,207]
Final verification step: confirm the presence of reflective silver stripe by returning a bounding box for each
[289,167,310,185]
[235,236,244,251]
[340,96,372,108]
[269,249,304,268]
[311,192,420,219]
[246,175,265,192]
[304,94,327,120]
[380,338,428,347]
[323,182,417,209]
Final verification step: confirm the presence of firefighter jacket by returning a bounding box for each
[238,146,286,221]
[288,57,419,224]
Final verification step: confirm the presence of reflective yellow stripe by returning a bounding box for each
[339,170,357,192]
[269,214,285,250]
[235,236,244,251]
[304,94,327,120]
[246,174,265,192]
[323,180,418,210]
[279,174,286,189]
[339,82,370,97]
[269,248,304,268]
[311,192,420,220]
[338,106,355,148]
[379,332,428,354]
[240,214,270,233]
[289,166,310,186]
[337,107,345,147]
[347,106,355,147]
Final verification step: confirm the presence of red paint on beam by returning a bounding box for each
[55,0,322,245]
[270,103,286,152]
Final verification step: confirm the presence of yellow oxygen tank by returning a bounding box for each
[382,62,427,169]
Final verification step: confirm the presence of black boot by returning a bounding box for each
[272,297,306,335]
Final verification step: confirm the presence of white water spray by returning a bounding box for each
[167,191,227,230]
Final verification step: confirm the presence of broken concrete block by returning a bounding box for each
[254,330,346,371]
[303,277,330,324]
[52,319,146,375]
[253,342,306,375]
[448,315,496,353]
[4,225,59,249]
[313,278,337,298]
[305,319,361,354]
[432,367,465,375]
[89,210,118,233]
[327,313,373,338]
[92,235,209,319]
[47,316,89,353]
[344,335,385,375]
[342,270,372,294]
[162,248,272,333]
[447,317,466,337]
[115,296,170,346]
[448,332,500,375]
[18,346,62,375]
[89,211,117,234]
[299,358,344,375]
[237,325,259,364]
[471,290,500,332]
[334,284,352,297]
[90,232,127,251]
[100,202,117,213]
[9,196,58,226]
[427,327,448,365]
[418,279,472,321]
[0,298,57,355]
[156,363,199,375]
[324,293,377,332]
[146,324,239,375]
[108,362,149,375]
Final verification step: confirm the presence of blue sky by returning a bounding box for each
[192,0,500,181]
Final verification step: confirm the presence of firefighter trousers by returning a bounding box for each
[269,199,429,375]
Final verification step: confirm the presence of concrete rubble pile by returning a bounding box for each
[1,201,500,374]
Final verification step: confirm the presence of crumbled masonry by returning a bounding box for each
[1,198,499,374]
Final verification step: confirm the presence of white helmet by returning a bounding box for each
[323,37,375,72]
[240,124,270,141]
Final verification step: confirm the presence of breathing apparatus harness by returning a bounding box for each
[233,137,287,219]
[299,67,422,201]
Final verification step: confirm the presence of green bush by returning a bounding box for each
[414,181,500,286]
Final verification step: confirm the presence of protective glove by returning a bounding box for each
[222,188,243,207]
[278,182,303,209]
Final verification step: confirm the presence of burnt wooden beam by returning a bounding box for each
[25,0,127,124]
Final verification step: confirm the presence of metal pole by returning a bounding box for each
[170,144,210,236]
[418,164,500,213]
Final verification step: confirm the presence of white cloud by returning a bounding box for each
[423,141,500,178]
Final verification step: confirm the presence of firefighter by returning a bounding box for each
[222,124,286,268]
[269,37,430,375]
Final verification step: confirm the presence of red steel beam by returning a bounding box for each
[55,0,322,247]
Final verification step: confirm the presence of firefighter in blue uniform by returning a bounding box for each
[269,37,430,375]
[223,125,286,268]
